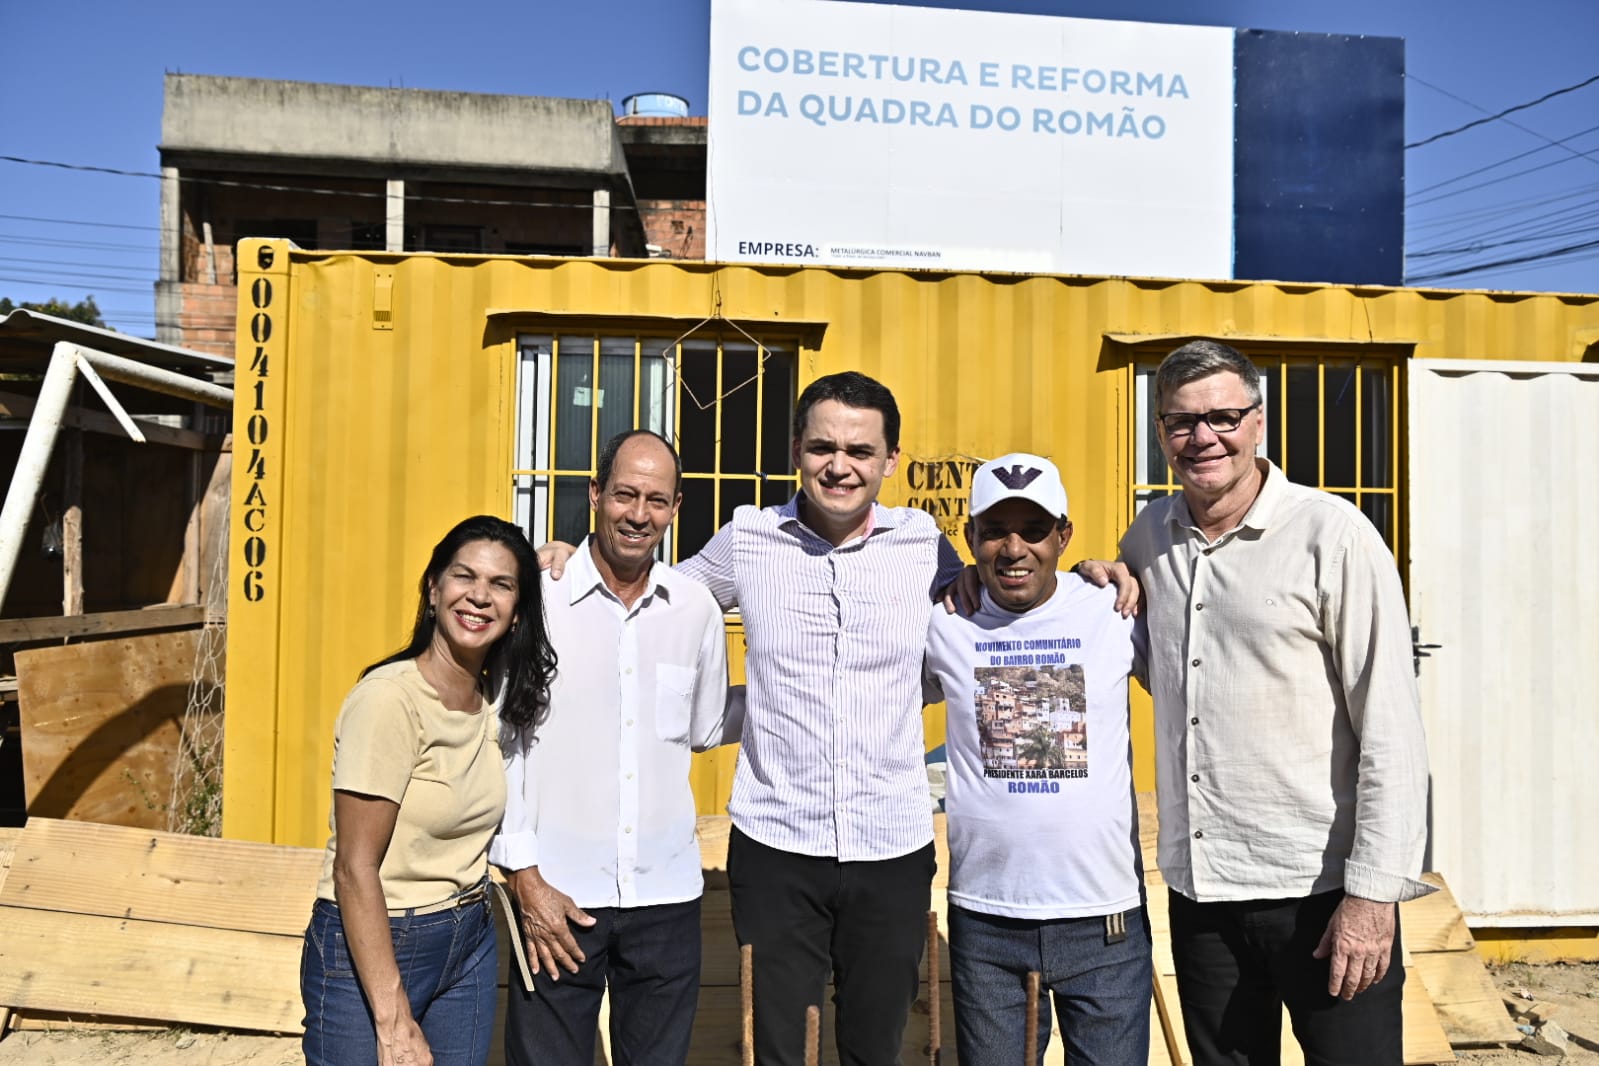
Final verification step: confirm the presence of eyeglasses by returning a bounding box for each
[1156,403,1261,438]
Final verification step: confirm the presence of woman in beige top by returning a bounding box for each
[301,515,556,1066]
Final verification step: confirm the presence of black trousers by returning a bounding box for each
[1169,888,1405,1066]
[727,826,936,1066]
[504,897,702,1066]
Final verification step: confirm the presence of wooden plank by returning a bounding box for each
[1403,965,1459,1064]
[1154,971,1190,1066]
[14,631,199,827]
[0,907,304,1033]
[0,389,224,452]
[0,818,321,936]
[1410,949,1522,1048]
[0,605,203,645]
[1401,874,1476,955]
[0,827,18,882]
[7,1010,164,1032]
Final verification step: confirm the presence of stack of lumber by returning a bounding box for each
[0,818,316,1033]
[0,809,1522,1064]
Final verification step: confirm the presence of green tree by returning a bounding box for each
[0,295,108,328]
[1016,723,1064,769]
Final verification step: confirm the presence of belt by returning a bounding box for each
[389,881,489,917]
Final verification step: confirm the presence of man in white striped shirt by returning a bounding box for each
[677,372,964,1066]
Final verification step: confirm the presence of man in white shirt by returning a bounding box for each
[925,453,1150,1066]
[493,430,734,1066]
[1118,340,1432,1065]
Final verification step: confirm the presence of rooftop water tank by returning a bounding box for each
[621,92,690,118]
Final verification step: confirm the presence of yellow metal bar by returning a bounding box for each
[1354,363,1365,515]
[1276,360,1289,476]
[548,336,561,544]
[633,335,641,429]
[713,340,725,530]
[754,344,766,509]
[672,339,683,563]
[1316,362,1327,490]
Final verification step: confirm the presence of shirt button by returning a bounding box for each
[626,719,634,727]
[1191,658,1201,667]
[1190,774,1199,782]
[1194,830,1204,839]
[1195,603,1204,611]
[624,826,633,834]
[1190,716,1199,725]
[625,667,633,675]
[626,772,634,780]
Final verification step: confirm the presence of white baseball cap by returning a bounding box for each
[970,453,1070,520]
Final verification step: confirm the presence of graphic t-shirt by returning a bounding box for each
[925,576,1142,919]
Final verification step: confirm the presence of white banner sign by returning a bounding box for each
[707,0,1235,278]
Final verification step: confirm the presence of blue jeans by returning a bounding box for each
[300,891,498,1066]
[949,903,1152,1066]
[505,897,702,1066]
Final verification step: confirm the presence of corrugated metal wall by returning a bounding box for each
[225,241,1599,875]
[1409,360,1599,924]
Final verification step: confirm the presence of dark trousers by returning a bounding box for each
[504,897,702,1066]
[1169,888,1405,1066]
[727,826,936,1066]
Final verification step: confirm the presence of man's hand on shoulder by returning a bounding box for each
[1313,894,1395,1000]
[1073,559,1141,618]
[536,541,579,579]
[940,565,982,616]
[507,866,595,978]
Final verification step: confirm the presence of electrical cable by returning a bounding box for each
[1406,73,1599,150]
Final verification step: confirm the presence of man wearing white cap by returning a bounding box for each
[924,453,1150,1066]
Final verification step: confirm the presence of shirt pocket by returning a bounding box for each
[655,663,697,744]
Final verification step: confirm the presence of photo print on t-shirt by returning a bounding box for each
[973,665,1088,780]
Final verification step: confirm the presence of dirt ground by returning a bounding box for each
[0,961,1595,1065]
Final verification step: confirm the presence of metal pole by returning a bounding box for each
[927,910,941,1066]
[1024,971,1041,1066]
[0,342,79,613]
[741,944,755,1066]
[78,347,233,409]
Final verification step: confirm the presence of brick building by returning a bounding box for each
[156,76,706,355]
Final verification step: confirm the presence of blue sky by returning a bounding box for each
[1,0,1594,337]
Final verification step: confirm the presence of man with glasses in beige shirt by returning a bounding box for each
[1117,340,1433,1066]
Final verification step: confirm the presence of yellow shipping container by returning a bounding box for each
[226,239,1599,864]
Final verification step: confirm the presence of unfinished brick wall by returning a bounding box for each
[176,281,237,357]
[637,201,706,260]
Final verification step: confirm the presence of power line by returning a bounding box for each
[1406,73,1599,150]
[1406,122,1599,199]
[1407,75,1599,172]
[0,265,157,284]
[1405,236,1599,284]
[0,212,161,232]
[0,275,150,294]
[1407,220,1599,260]
[0,233,156,253]
[0,155,640,213]
[0,255,157,273]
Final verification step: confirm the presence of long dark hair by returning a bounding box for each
[363,515,555,734]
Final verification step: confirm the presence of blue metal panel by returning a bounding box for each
[1232,30,1405,286]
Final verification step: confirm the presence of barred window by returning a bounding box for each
[513,331,799,562]
[1132,355,1400,551]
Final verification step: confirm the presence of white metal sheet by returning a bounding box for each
[1408,358,1599,925]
